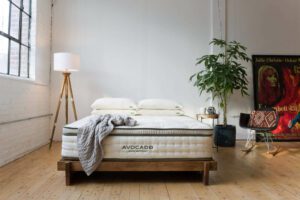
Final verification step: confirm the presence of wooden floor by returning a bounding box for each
[1,142,300,200]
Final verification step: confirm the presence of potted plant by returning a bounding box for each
[190,38,251,147]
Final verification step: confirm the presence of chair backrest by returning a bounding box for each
[239,113,250,128]
[248,110,279,131]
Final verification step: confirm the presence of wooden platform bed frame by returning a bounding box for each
[57,158,217,186]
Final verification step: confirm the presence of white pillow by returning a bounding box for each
[138,99,183,110]
[91,109,137,116]
[137,109,184,116]
[91,98,137,110]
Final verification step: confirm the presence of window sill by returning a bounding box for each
[0,73,48,86]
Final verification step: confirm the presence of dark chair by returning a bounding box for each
[239,109,280,155]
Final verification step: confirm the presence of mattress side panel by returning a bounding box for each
[62,135,213,159]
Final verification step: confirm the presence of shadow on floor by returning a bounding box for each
[71,171,204,185]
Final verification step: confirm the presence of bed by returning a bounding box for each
[57,115,217,185]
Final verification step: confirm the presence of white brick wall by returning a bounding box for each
[0,78,51,167]
[0,80,50,122]
[0,112,50,166]
[0,0,52,167]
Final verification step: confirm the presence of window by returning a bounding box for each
[0,0,32,78]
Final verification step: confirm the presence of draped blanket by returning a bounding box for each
[77,114,137,175]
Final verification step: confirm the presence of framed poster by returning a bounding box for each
[253,55,300,140]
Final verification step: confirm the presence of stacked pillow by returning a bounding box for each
[137,99,184,116]
[91,98,184,116]
[91,98,137,115]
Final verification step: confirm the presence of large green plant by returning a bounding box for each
[190,38,251,126]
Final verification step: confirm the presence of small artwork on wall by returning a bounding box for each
[253,55,300,141]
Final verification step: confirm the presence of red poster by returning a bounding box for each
[253,55,300,140]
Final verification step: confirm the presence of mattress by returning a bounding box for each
[62,115,213,159]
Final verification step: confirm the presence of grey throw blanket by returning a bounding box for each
[77,114,137,175]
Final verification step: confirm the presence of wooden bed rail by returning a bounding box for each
[57,159,217,186]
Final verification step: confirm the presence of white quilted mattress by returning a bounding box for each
[62,115,213,159]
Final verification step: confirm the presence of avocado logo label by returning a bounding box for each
[121,145,154,152]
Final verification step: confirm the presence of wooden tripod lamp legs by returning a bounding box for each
[67,75,78,120]
[65,74,69,124]
[49,73,78,149]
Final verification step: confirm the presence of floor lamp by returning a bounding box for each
[49,52,80,149]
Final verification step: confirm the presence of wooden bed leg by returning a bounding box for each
[203,162,209,185]
[65,161,72,186]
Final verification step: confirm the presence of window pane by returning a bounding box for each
[10,5,20,40]
[0,36,8,74]
[21,14,29,45]
[23,0,30,14]
[20,45,28,77]
[9,40,20,75]
[0,0,10,33]
[12,0,21,7]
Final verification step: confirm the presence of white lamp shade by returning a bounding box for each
[53,52,80,72]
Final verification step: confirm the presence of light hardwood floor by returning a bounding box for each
[1,141,300,200]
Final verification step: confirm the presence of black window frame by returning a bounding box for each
[0,0,32,78]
